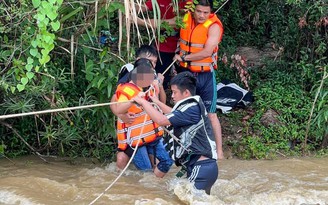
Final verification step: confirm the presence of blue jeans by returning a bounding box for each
[133,138,173,173]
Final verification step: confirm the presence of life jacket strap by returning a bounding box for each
[180,39,205,48]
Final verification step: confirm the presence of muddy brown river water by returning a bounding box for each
[0,156,327,205]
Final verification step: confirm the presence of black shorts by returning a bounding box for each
[187,158,218,194]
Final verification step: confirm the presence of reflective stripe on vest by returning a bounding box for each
[115,83,163,150]
[179,12,223,72]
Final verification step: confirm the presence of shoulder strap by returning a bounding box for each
[116,83,141,100]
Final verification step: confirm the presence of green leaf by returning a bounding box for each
[0,144,5,154]
[32,0,41,8]
[35,66,40,72]
[43,35,53,44]
[44,43,54,52]
[97,77,106,88]
[3,83,8,90]
[86,60,94,72]
[41,49,49,56]
[21,77,28,85]
[46,11,58,21]
[36,13,45,22]
[27,57,34,64]
[83,47,91,54]
[51,21,60,31]
[39,57,46,65]
[39,55,50,65]
[107,83,112,98]
[26,72,35,79]
[42,17,50,26]
[108,69,114,78]
[30,48,38,57]
[41,1,50,9]
[10,86,16,93]
[26,64,33,72]
[17,84,25,92]
[86,73,93,81]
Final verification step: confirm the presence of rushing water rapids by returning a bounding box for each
[0,156,327,205]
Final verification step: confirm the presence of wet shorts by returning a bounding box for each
[121,138,173,173]
[187,158,218,194]
[175,67,217,113]
[194,72,217,113]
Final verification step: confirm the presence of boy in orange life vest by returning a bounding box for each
[109,45,166,171]
[113,58,173,178]
[173,0,225,159]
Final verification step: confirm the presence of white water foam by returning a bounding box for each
[0,190,42,205]
[167,178,225,205]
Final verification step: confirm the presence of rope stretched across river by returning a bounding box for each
[0,58,176,120]
[0,100,133,120]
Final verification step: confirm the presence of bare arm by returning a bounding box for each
[110,94,132,114]
[114,100,134,115]
[110,94,135,123]
[134,3,148,13]
[109,94,119,115]
[149,96,172,114]
[137,17,177,28]
[136,17,156,27]
[158,86,167,104]
[133,96,172,126]
[155,73,166,103]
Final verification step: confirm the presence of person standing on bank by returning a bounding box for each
[173,0,224,159]
[133,71,218,194]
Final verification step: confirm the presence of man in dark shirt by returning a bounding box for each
[133,71,218,194]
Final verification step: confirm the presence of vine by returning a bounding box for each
[17,0,63,92]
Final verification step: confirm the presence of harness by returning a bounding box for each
[164,96,215,177]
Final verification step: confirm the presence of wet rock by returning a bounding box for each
[260,109,283,127]
[235,45,281,67]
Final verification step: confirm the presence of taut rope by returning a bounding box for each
[0,101,133,120]
[89,109,149,205]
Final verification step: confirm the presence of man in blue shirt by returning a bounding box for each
[133,71,218,194]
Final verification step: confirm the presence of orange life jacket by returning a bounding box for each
[115,83,163,151]
[179,12,224,72]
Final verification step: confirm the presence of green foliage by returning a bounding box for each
[0,142,5,156]
[233,136,273,160]
[216,0,327,159]
[0,0,126,160]
[311,66,328,143]
[1,0,327,161]
[228,62,324,159]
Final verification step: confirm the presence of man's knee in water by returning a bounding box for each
[116,151,130,170]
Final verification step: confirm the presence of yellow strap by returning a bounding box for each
[203,19,213,28]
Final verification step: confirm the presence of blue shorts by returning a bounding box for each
[194,72,217,113]
[133,138,173,173]
[187,158,218,194]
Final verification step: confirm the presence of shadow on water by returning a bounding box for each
[0,156,328,205]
